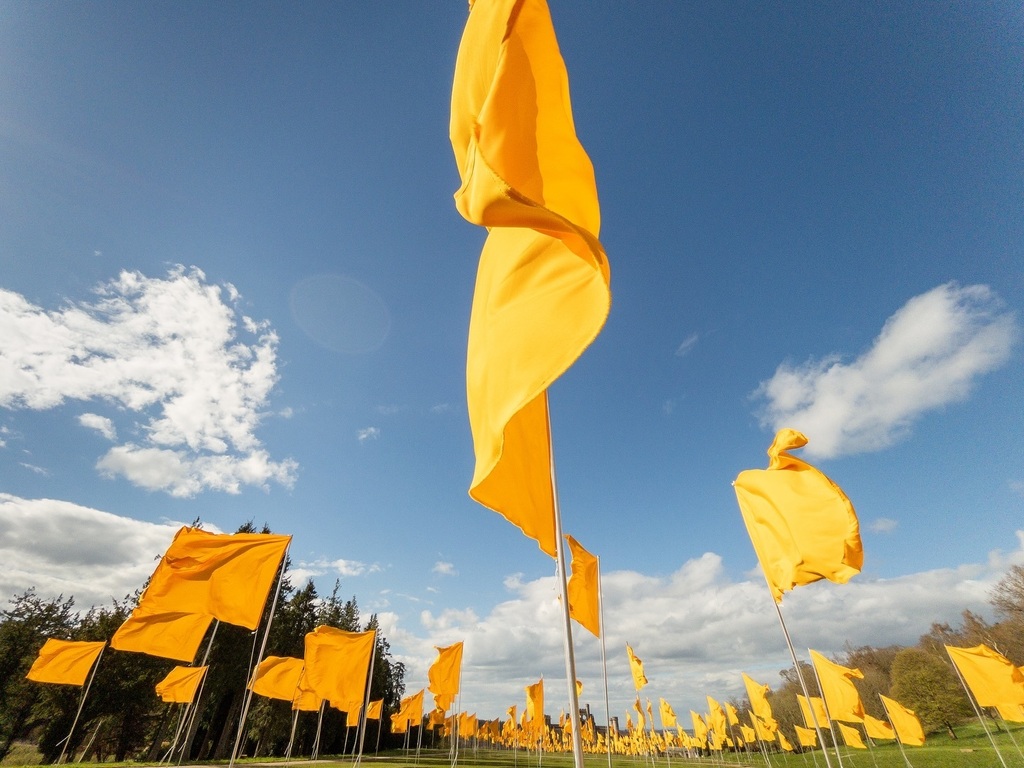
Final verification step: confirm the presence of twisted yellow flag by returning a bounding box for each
[565,535,600,637]
[734,429,862,601]
[428,642,464,711]
[626,644,648,689]
[155,665,207,704]
[450,0,611,557]
[658,698,678,729]
[797,694,830,728]
[25,639,104,686]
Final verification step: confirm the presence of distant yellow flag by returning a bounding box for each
[740,725,756,744]
[632,697,645,731]
[946,644,1024,706]
[111,609,212,663]
[659,698,678,729]
[797,694,830,728]
[809,649,865,722]
[249,656,304,701]
[366,699,384,720]
[741,673,777,731]
[394,689,425,730]
[428,642,464,708]
[25,639,104,686]
[303,626,376,709]
[838,722,867,749]
[778,730,794,752]
[155,665,207,704]
[751,712,777,742]
[706,696,726,737]
[794,724,818,748]
[864,714,895,740]
[525,679,544,734]
[138,526,291,630]
[626,644,648,689]
[690,711,708,742]
[450,0,611,558]
[734,429,862,602]
[879,695,925,746]
[725,702,741,726]
[565,535,601,637]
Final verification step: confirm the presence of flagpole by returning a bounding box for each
[876,696,913,768]
[547,403,585,768]
[945,647,1010,768]
[284,709,299,765]
[178,619,220,764]
[311,700,326,761]
[806,651,846,768]
[596,556,614,768]
[354,628,377,768]
[228,546,289,768]
[57,643,105,765]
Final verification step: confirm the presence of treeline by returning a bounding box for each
[0,522,405,764]
[751,564,1024,739]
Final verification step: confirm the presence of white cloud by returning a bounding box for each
[430,403,451,414]
[357,427,380,442]
[753,283,1016,458]
[433,561,457,576]
[19,462,49,476]
[78,412,116,441]
[376,405,401,416]
[869,517,898,534]
[0,493,184,609]
[0,266,297,495]
[675,332,699,357]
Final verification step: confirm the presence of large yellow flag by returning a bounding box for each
[155,665,207,704]
[249,656,304,701]
[658,698,678,729]
[837,722,867,749]
[797,694,830,728]
[450,0,611,557]
[565,535,601,637]
[25,639,104,686]
[303,626,376,708]
[626,644,648,689]
[741,673,777,731]
[945,644,1024,706]
[879,695,925,746]
[110,609,213,663]
[794,724,818,748]
[428,642,464,711]
[809,649,865,722]
[138,526,291,630]
[734,429,863,601]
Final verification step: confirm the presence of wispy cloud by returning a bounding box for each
[357,427,380,442]
[430,403,451,414]
[675,332,699,357]
[0,266,297,496]
[433,561,457,576]
[753,283,1016,458]
[870,517,898,534]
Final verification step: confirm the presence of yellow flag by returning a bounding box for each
[626,644,648,689]
[946,643,1024,706]
[740,725,756,744]
[879,695,925,746]
[25,639,104,686]
[809,649,865,722]
[394,689,425,730]
[797,694,830,728]
[138,526,291,630]
[111,609,212,663]
[864,714,895,740]
[690,711,708,742]
[794,724,818,747]
[751,711,777,742]
[249,656,304,701]
[838,722,867,749]
[725,702,740,726]
[658,698,678,729]
[303,626,375,709]
[428,642,464,708]
[366,699,384,720]
[741,673,777,731]
[706,696,727,737]
[155,665,207,704]
[632,697,645,731]
[525,679,544,735]
[565,535,601,637]
[292,668,323,712]
[450,0,611,558]
[778,730,794,752]
[997,704,1024,723]
[734,429,862,602]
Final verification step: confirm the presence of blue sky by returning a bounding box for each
[1,1,1022,723]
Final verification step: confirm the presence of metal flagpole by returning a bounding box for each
[946,647,1010,768]
[228,548,290,768]
[547,404,586,768]
[596,559,612,768]
[805,651,846,768]
[178,619,220,764]
[311,700,326,761]
[57,644,105,765]
[284,709,299,765]
[876,695,913,768]
[354,629,377,768]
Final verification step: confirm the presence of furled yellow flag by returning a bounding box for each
[632,697,645,731]
[658,698,678,729]
[794,724,817,748]
[137,526,291,630]
[797,694,830,728]
[706,696,727,738]
[740,725,757,744]
[733,429,863,602]
[25,639,104,686]
[303,626,376,708]
[864,714,894,740]
[751,712,777,742]
[450,0,611,558]
[879,695,925,746]
[809,649,865,722]
[525,679,544,735]
[250,656,304,701]
[690,711,708,743]
[945,643,1024,706]
[565,535,601,637]
[155,665,207,704]
[741,673,777,731]
[110,609,213,663]
[626,644,648,689]
[837,722,867,749]
[428,641,464,711]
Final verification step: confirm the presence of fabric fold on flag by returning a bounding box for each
[809,649,865,723]
[734,429,862,602]
[25,639,105,686]
[450,0,611,557]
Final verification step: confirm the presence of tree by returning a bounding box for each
[890,647,972,738]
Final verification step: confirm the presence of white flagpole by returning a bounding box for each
[228,546,290,768]
[311,700,326,761]
[945,648,1010,768]
[354,628,377,768]
[178,619,220,764]
[547,403,585,768]
[57,643,105,765]
[597,557,613,768]
[284,708,299,765]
